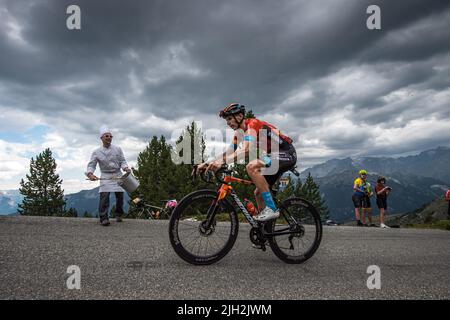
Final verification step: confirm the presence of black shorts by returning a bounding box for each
[352,194,364,208]
[263,144,297,187]
[362,196,371,209]
[376,197,387,210]
[447,201,450,217]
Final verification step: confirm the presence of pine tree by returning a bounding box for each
[132,127,204,207]
[278,175,295,202]
[18,148,66,216]
[173,121,206,166]
[172,121,209,197]
[133,135,160,203]
[245,110,256,119]
[301,173,330,221]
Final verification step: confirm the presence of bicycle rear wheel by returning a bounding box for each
[169,190,239,265]
[266,197,322,264]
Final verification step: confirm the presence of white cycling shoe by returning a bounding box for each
[253,207,280,222]
[380,223,390,229]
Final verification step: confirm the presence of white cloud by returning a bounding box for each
[0,6,34,50]
[0,106,44,132]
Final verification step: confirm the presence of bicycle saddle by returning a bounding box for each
[287,165,300,177]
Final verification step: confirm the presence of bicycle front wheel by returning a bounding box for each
[169,190,239,265]
[127,205,148,219]
[266,197,322,264]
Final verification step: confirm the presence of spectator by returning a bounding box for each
[445,189,450,218]
[362,181,376,227]
[353,170,368,227]
[86,125,131,226]
[376,176,392,229]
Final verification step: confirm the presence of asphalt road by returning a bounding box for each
[0,216,449,299]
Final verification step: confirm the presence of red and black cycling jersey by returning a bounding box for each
[232,118,293,153]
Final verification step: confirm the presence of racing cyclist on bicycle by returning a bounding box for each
[195,103,297,222]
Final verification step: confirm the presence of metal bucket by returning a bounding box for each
[117,172,140,193]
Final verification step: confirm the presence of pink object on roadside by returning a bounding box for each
[446,190,450,199]
[167,200,178,208]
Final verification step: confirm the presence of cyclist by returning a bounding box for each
[195,103,297,222]
[353,170,368,226]
[362,181,375,227]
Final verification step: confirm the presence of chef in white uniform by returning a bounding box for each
[86,125,131,226]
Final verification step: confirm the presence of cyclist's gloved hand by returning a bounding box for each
[206,160,222,173]
[192,163,208,177]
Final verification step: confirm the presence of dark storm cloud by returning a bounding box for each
[1,0,450,159]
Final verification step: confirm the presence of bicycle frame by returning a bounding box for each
[133,201,171,219]
[205,174,302,237]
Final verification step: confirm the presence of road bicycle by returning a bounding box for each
[128,196,174,220]
[169,165,322,265]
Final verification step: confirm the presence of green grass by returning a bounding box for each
[404,219,450,231]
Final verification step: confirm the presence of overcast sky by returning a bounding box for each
[1,0,449,193]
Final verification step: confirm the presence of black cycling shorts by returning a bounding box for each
[376,197,387,210]
[352,194,364,208]
[362,196,372,209]
[263,144,297,187]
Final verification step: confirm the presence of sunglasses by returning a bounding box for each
[103,134,113,138]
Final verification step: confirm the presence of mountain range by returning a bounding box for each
[0,187,130,217]
[387,196,449,226]
[299,146,450,222]
[0,190,23,215]
[64,187,130,217]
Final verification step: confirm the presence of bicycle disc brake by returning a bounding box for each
[199,219,216,237]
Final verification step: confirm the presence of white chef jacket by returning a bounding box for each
[86,144,129,193]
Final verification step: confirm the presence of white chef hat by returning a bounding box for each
[99,124,111,137]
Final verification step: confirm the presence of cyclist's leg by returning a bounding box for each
[254,188,264,212]
[246,159,277,211]
[367,198,373,224]
[247,146,296,213]
[352,195,362,221]
[246,159,270,192]
[361,197,367,224]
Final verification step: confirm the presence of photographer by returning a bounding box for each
[376,176,392,228]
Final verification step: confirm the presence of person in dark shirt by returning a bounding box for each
[445,190,450,218]
[376,176,392,228]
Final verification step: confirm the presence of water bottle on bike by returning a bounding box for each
[244,198,258,216]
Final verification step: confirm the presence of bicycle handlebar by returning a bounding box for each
[192,164,233,184]
[193,164,300,184]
